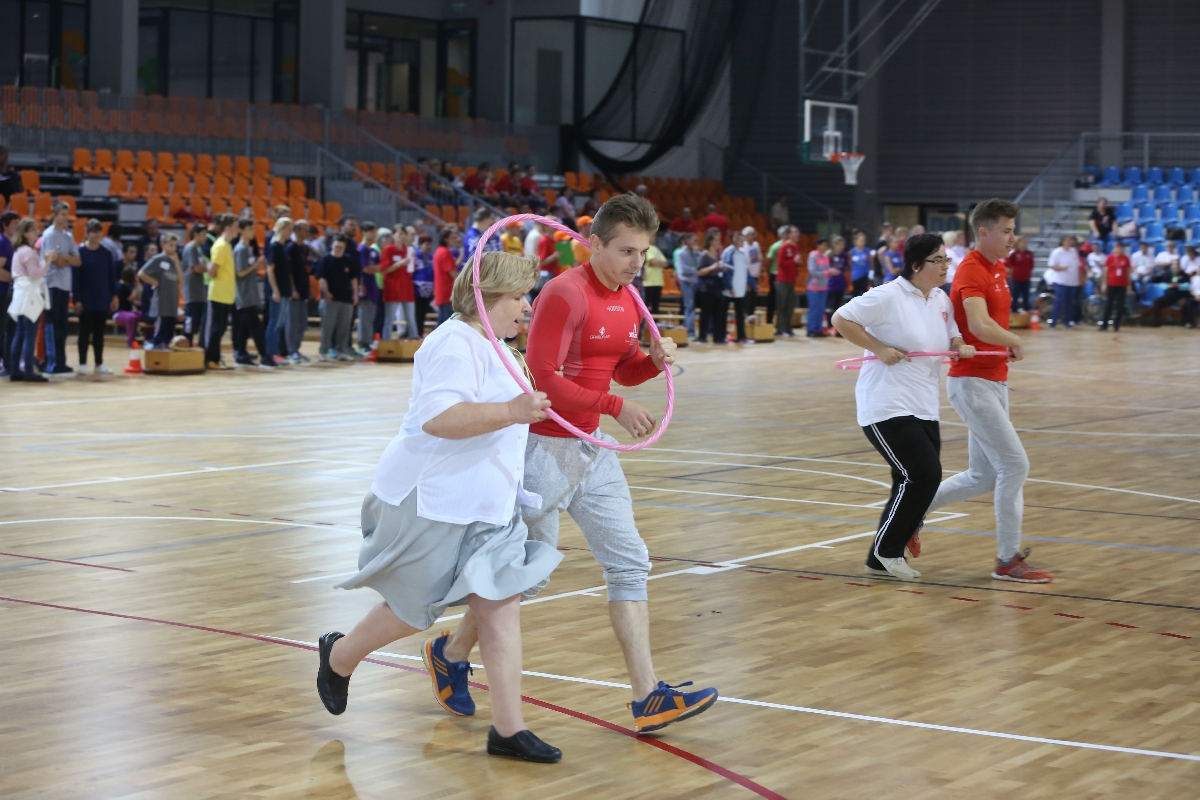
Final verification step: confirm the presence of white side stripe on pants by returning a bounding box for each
[868,422,909,558]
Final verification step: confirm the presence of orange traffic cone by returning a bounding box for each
[124,341,144,374]
[1029,308,1041,331]
[366,333,380,362]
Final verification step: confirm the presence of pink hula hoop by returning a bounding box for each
[470,213,674,452]
[835,350,1010,370]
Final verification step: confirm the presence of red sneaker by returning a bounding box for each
[992,548,1053,583]
[906,524,923,558]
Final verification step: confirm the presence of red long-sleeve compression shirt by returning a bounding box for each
[527,263,664,438]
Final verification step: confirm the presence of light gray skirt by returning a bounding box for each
[334,489,562,630]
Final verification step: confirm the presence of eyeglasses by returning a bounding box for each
[923,257,953,267]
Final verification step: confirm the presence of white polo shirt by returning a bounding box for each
[836,277,961,427]
[1047,246,1081,287]
[371,318,531,526]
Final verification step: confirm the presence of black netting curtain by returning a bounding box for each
[574,0,738,174]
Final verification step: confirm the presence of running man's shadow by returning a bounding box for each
[307,740,361,799]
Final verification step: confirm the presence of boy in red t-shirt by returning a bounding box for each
[432,226,460,327]
[924,199,1054,584]
[535,223,560,279]
[1007,236,1035,312]
[774,227,800,337]
[1101,241,1131,332]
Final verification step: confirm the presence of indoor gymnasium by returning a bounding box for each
[3,1,1200,798]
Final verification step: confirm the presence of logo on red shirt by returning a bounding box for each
[589,326,610,340]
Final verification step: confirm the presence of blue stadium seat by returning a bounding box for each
[1099,165,1122,186]
[1084,165,1100,180]
[1124,166,1143,185]
[1189,224,1200,247]
[1160,203,1181,225]
[1131,184,1150,203]
[1115,201,1134,224]
[1190,168,1200,186]
[1177,184,1197,205]
[1143,221,1165,243]
[1186,204,1200,223]
[1147,166,1165,185]
[1135,202,1156,221]
[1152,185,1173,205]
[1140,283,1165,306]
[1167,167,1187,186]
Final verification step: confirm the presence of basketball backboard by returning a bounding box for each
[802,100,858,164]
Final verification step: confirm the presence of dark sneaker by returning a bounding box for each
[421,630,475,716]
[486,727,562,763]
[630,681,718,733]
[317,631,351,715]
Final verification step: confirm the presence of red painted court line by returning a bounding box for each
[0,551,133,572]
[1004,604,1032,610]
[1055,613,1085,619]
[896,589,924,595]
[794,575,823,581]
[845,582,872,588]
[950,597,979,603]
[0,595,786,799]
[1161,632,1191,640]
[1106,622,1138,629]
[745,569,772,575]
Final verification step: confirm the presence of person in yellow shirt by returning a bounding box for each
[642,241,666,314]
[205,215,238,370]
[572,215,593,266]
[500,222,525,256]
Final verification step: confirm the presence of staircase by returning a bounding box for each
[1026,200,1094,266]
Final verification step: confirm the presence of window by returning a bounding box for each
[511,19,575,126]
[0,0,90,89]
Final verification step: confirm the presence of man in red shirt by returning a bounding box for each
[432,225,460,327]
[700,203,729,243]
[435,193,719,734]
[1006,235,1035,312]
[667,206,697,235]
[774,226,800,337]
[925,199,1053,583]
[535,222,560,280]
[1100,241,1131,331]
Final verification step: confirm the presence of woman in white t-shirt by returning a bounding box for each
[832,233,976,581]
[317,252,565,764]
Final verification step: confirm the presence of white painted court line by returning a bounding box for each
[2,378,410,408]
[265,635,1200,763]
[0,515,359,532]
[628,485,878,510]
[4,460,315,492]
[291,571,358,584]
[622,457,892,488]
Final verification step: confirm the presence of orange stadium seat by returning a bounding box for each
[289,199,305,220]
[215,155,233,177]
[177,153,195,176]
[210,196,231,215]
[440,205,456,224]
[271,177,287,199]
[214,174,231,198]
[20,170,39,194]
[252,177,269,198]
[146,195,167,224]
[289,179,306,200]
[168,194,188,222]
[116,150,135,173]
[157,152,176,174]
[253,157,270,178]
[306,200,325,226]
[9,193,29,217]
[353,161,370,180]
[324,201,342,223]
[193,173,211,198]
[196,154,214,177]
[251,198,268,221]
[371,163,387,185]
[457,206,469,227]
[108,172,130,199]
[33,192,53,221]
[130,172,151,199]
[72,149,92,173]
[190,195,209,219]
[233,175,250,198]
[73,218,86,242]
[234,156,252,176]
[136,151,155,173]
[151,172,171,197]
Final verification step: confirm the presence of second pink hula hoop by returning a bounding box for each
[470,213,674,452]
[835,350,1011,370]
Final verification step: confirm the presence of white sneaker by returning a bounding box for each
[317,353,331,362]
[874,555,921,580]
[75,365,88,376]
[336,353,355,362]
[96,364,113,375]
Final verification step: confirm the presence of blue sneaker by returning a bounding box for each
[421,630,475,716]
[630,681,719,733]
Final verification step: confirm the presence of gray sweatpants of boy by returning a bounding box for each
[926,376,1030,560]
[320,300,354,356]
[521,431,651,602]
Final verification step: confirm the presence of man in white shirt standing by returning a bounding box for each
[1046,235,1082,328]
[1130,241,1155,286]
[740,226,762,322]
[523,218,543,262]
[42,202,82,373]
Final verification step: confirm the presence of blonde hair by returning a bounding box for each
[451,251,538,318]
[11,217,38,247]
[942,230,959,246]
[274,217,293,234]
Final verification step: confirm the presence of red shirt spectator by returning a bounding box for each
[1105,252,1130,287]
[777,241,800,284]
[1007,249,1034,282]
[463,172,486,193]
[520,174,540,195]
[701,211,729,241]
[948,250,1011,382]
[537,234,560,278]
[494,172,516,195]
[380,242,414,303]
[433,245,457,305]
[405,169,426,195]
[668,215,697,234]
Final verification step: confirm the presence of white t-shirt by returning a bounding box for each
[741,241,762,279]
[1086,251,1107,281]
[835,277,961,427]
[524,228,543,261]
[946,244,967,284]
[1131,250,1155,278]
[1181,253,1200,276]
[1155,249,1180,270]
[1191,274,1200,297]
[1047,246,1081,286]
[371,319,531,526]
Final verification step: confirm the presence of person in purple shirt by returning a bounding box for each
[826,234,849,320]
[357,221,381,352]
[0,210,18,377]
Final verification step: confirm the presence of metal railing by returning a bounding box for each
[1080,132,1200,174]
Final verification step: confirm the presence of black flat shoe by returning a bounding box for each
[317,631,351,715]
[487,727,562,763]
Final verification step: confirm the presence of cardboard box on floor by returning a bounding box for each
[144,348,206,374]
[376,339,423,362]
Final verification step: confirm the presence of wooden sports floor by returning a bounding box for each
[3,327,1200,799]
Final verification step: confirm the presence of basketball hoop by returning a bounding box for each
[831,152,865,185]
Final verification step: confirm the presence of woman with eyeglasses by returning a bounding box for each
[831,233,975,581]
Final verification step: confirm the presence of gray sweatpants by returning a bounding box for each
[521,431,651,602]
[357,299,377,348]
[320,300,354,356]
[927,376,1029,560]
[384,301,418,339]
[284,297,307,355]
